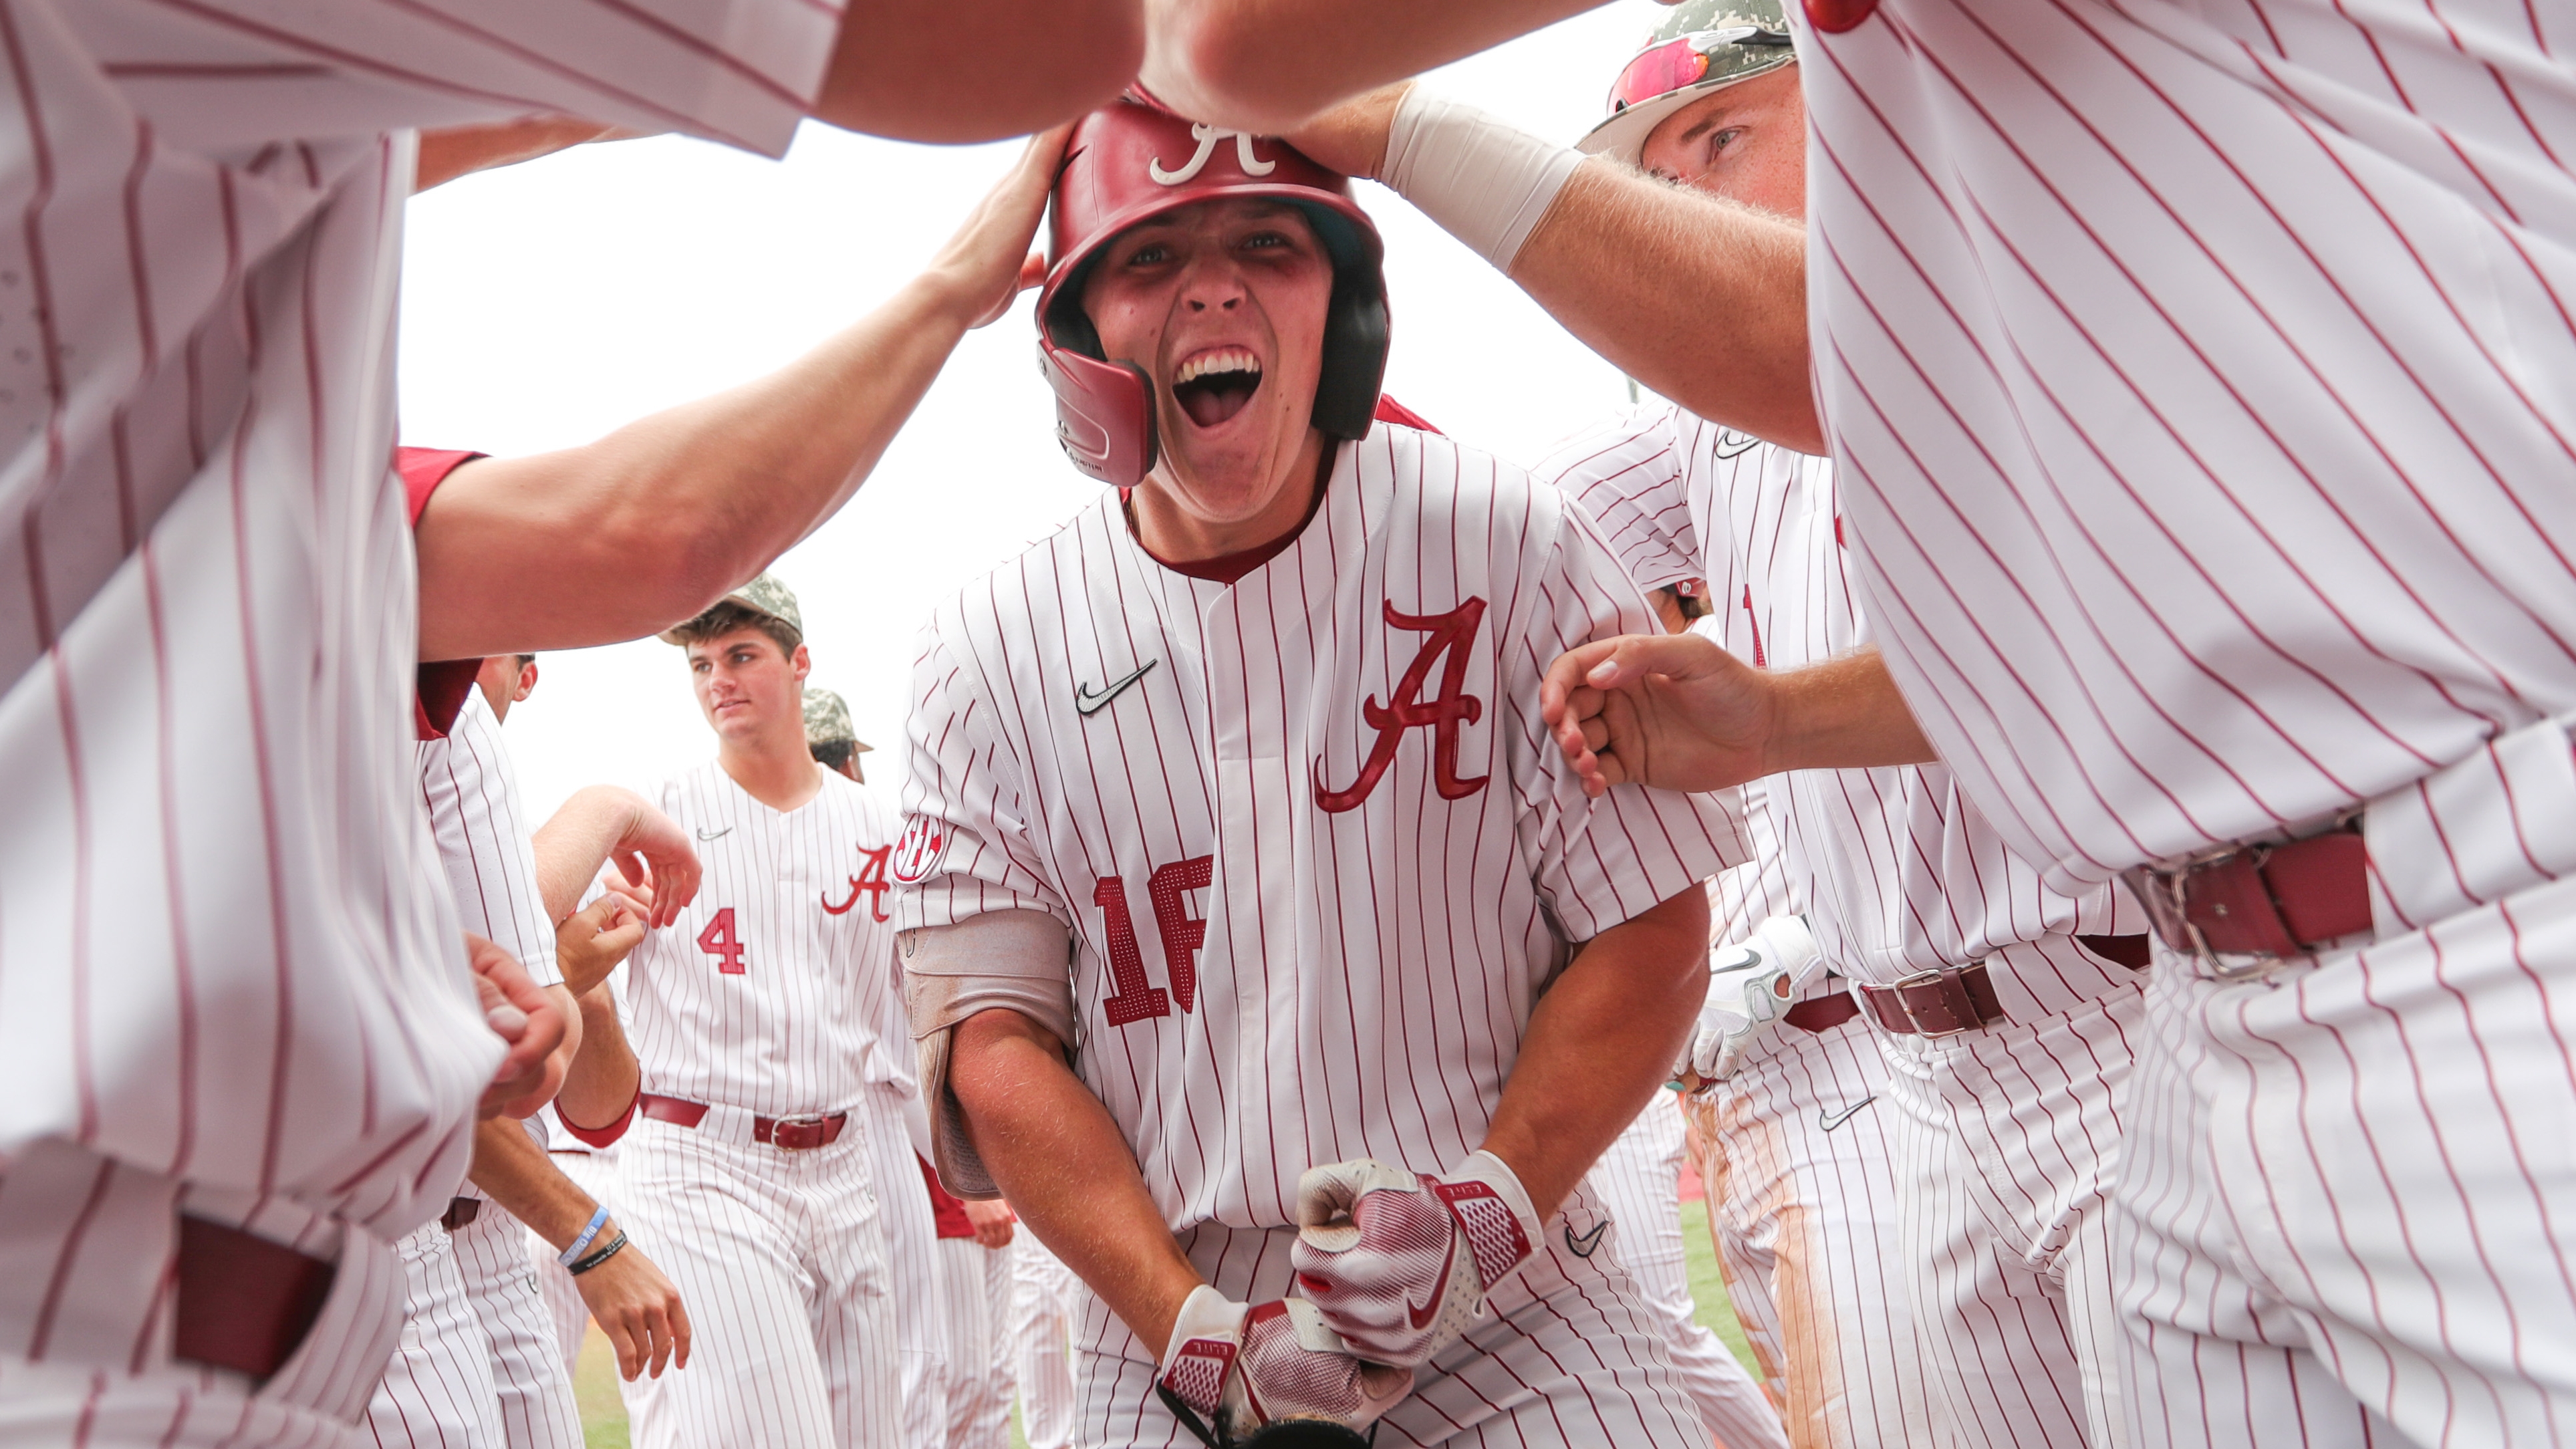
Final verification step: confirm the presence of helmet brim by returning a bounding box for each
[1576,55,1797,166]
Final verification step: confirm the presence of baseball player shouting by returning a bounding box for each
[588,574,910,1449]
[895,97,1749,1448]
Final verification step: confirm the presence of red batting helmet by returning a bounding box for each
[1038,99,1390,489]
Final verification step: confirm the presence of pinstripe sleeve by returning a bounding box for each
[893,618,1071,932]
[1534,406,1701,594]
[417,689,562,988]
[76,0,840,157]
[1706,780,1797,950]
[1509,488,1752,942]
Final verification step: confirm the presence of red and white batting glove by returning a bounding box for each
[1289,1150,1543,1367]
[1156,1286,1411,1448]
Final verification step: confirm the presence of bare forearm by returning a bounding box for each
[1480,887,1709,1218]
[1766,646,1936,774]
[418,273,983,660]
[817,0,1140,142]
[531,786,643,921]
[1513,163,1820,452]
[1142,0,1601,134]
[557,987,640,1132]
[950,1010,1202,1354]
[468,1115,607,1246]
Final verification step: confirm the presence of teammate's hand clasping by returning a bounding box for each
[469,932,569,1119]
[1538,630,1778,800]
[555,892,648,998]
[1289,1151,1543,1367]
[574,1228,692,1381]
[1682,914,1822,1086]
[1156,1286,1411,1448]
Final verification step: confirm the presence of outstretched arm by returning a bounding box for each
[416,129,1067,661]
[948,1008,1204,1355]
[469,1117,688,1380]
[1539,634,1936,799]
[1291,86,1818,452]
[1140,0,1603,134]
[531,787,700,931]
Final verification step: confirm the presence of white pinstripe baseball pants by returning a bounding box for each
[366,1220,503,1448]
[1682,1010,1940,1449]
[1587,1091,1793,1449]
[450,1204,583,1449]
[1071,1206,1711,1448]
[1012,1234,1081,1449]
[937,1237,1015,1449]
[856,1083,949,1449]
[612,1113,899,1449]
[1880,979,2144,1449]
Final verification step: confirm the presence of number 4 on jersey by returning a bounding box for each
[697,907,747,975]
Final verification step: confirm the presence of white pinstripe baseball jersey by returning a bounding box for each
[1793,0,2576,887]
[622,763,896,1117]
[0,0,838,1288]
[420,687,563,993]
[896,422,1750,1232]
[1548,409,2146,1009]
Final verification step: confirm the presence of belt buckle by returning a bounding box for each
[2126,853,2294,983]
[1888,967,1977,1038]
[768,1113,831,1152]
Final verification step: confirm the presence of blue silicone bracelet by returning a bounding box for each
[557,1204,612,1267]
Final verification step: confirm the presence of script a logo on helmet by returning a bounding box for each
[1149,123,1278,186]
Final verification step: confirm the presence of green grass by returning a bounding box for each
[577,1209,1764,1446]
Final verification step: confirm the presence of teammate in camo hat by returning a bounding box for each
[803,688,875,784]
[659,571,803,647]
[1577,0,1796,166]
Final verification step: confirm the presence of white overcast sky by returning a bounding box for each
[398,2,1662,821]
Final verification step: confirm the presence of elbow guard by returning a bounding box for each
[902,910,1077,1198]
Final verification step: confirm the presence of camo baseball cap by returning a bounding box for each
[802,687,874,755]
[1579,0,1798,165]
[658,571,803,646]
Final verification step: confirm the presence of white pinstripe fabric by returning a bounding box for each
[364,1224,503,1449]
[1793,0,2576,1436]
[936,1237,1015,1449]
[449,1210,582,1449]
[1680,1003,1928,1449]
[1011,1235,1081,1449]
[613,1120,897,1449]
[897,424,1749,1443]
[1551,407,2147,1445]
[860,1086,948,1448]
[1585,1091,1792,1449]
[0,4,833,1440]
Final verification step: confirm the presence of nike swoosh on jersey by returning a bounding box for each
[1563,1220,1609,1258]
[1075,658,1158,716]
[1712,430,1763,458]
[694,825,733,843]
[1818,1095,1878,1132]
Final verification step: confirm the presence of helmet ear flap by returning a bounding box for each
[1039,340,1160,488]
[1311,279,1389,442]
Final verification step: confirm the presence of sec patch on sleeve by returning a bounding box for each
[891,815,950,885]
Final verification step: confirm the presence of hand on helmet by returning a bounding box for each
[1288,1151,1541,1367]
[1156,1287,1411,1448]
[1681,912,1822,1085]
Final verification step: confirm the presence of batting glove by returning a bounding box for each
[1156,1286,1411,1448]
[1289,1150,1543,1367]
[1682,913,1823,1085]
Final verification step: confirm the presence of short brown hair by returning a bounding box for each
[666,600,800,657]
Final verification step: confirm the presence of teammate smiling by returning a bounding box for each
[894,98,1749,1447]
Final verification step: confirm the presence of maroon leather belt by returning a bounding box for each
[172,1214,336,1384]
[640,1093,849,1152]
[1859,962,2008,1037]
[2126,822,2371,977]
[1783,993,1861,1033]
[440,1197,480,1232]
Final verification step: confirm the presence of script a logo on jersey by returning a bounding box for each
[823,844,894,922]
[890,815,949,886]
[1313,599,1491,813]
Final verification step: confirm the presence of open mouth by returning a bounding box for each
[1172,347,1263,429]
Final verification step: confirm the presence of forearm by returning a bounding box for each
[1141,0,1600,134]
[418,272,984,660]
[1512,162,1821,452]
[950,1009,1202,1354]
[531,786,645,921]
[1479,886,1710,1218]
[815,0,1140,143]
[468,1115,608,1246]
[556,986,641,1132]
[1765,646,1936,774]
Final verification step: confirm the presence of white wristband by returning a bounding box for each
[1381,88,1587,273]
